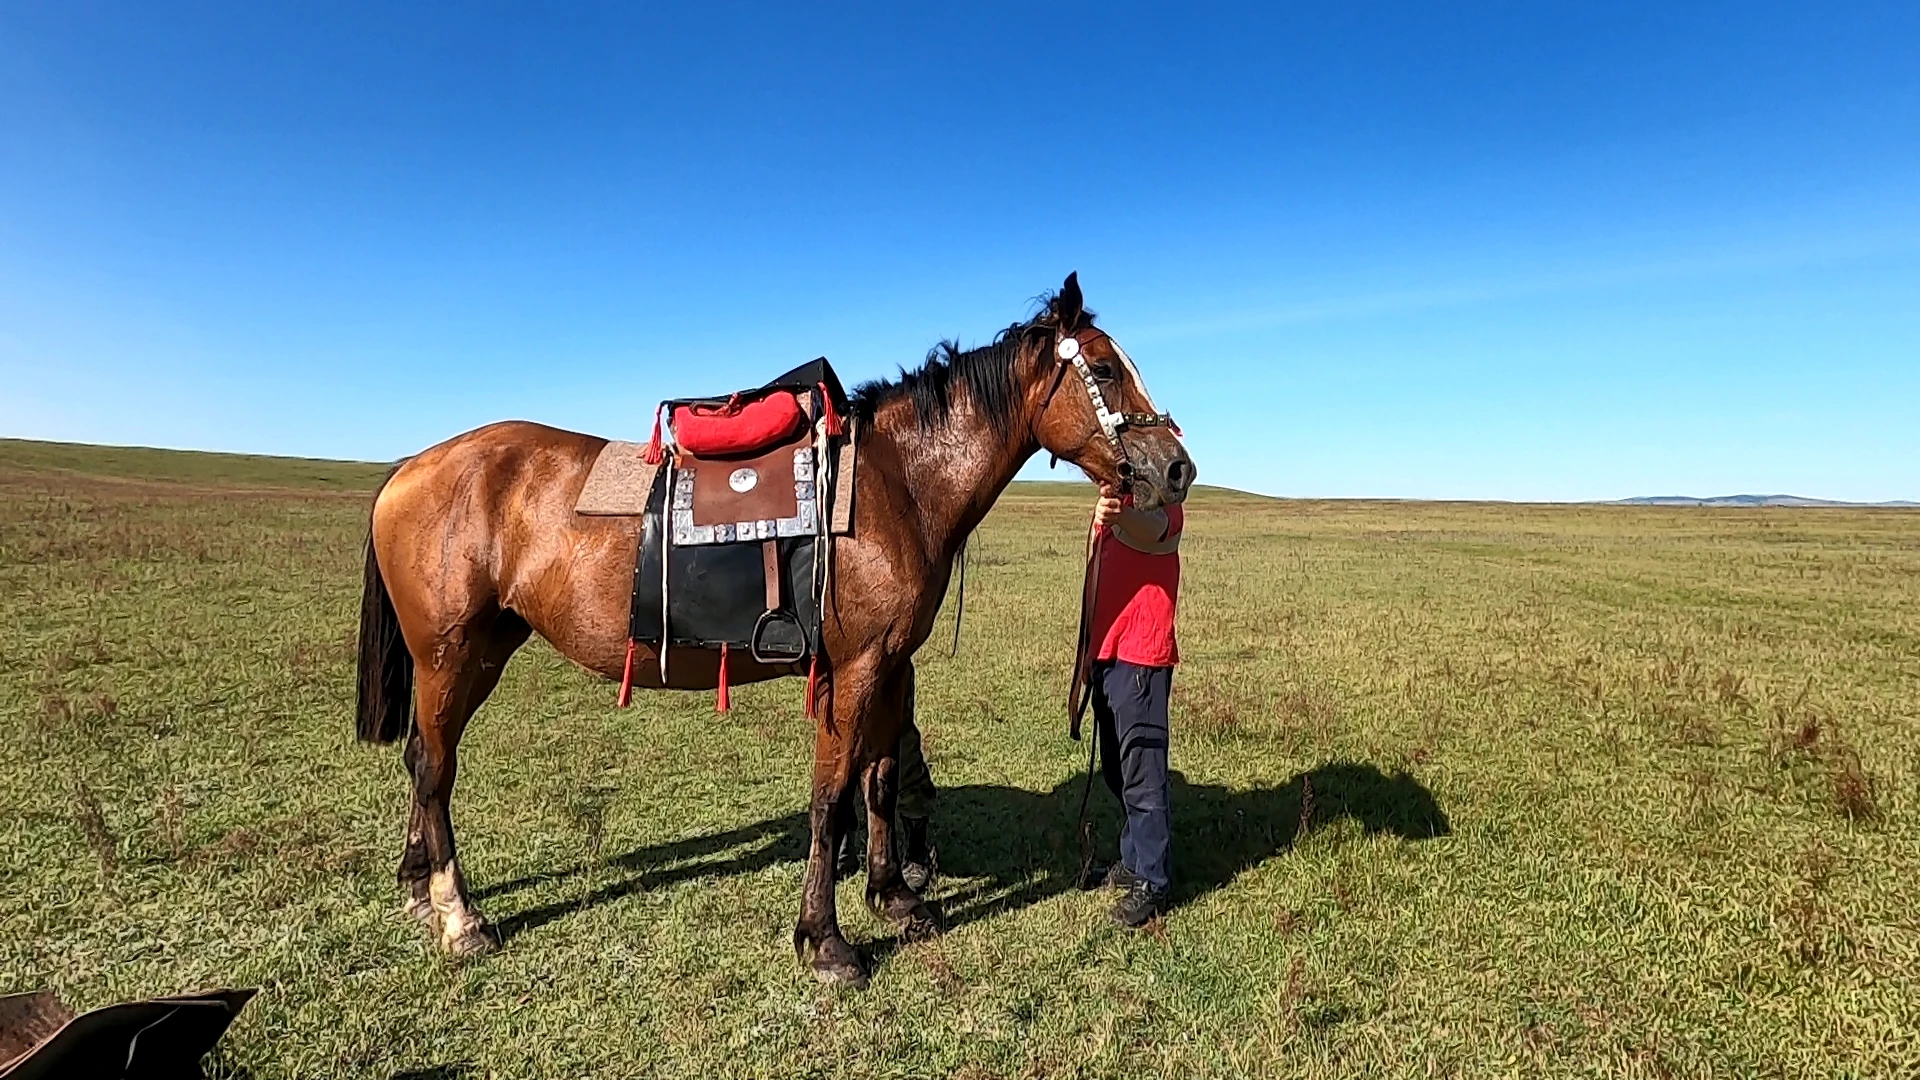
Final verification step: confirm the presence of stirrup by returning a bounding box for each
[750,609,807,664]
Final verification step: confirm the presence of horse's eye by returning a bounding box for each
[1090,363,1116,381]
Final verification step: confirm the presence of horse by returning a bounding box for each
[353,272,1194,986]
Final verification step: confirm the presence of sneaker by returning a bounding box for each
[1110,881,1169,928]
[899,816,936,893]
[1080,862,1141,891]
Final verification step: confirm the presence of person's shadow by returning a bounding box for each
[930,760,1449,924]
[483,759,1448,946]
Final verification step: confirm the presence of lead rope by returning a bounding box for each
[1074,704,1101,888]
[1072,524,1106,887]
[949,540,968,657]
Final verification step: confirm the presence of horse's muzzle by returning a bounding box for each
[1129,442,1196,511]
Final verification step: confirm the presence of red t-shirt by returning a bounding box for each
[1091,503,1183,667]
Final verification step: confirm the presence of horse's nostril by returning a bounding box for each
[1168,458,1192,490]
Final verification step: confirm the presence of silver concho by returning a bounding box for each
[1057,336,1081,360]
[728,467,758,493]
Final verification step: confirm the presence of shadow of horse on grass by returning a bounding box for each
[481,759,1448,947]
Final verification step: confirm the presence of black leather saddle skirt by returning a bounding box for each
[630,468,821,658]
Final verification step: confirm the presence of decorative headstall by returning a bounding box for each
[1053,327,1180,494]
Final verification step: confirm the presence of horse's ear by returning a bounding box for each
[1053,272,1085,330]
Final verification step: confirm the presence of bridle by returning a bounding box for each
[1044,325,1180,495]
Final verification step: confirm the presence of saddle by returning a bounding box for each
[0,987,255,1079]
[578,358,855,712]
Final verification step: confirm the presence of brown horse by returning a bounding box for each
[353,273,1193,986]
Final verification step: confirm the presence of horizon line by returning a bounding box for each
[2,435,1914,507]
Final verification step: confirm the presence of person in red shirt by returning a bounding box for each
[843,489,1182,927]
[1082,484,1182,926]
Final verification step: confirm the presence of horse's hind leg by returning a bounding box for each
[399,735,436,926]
[402,611,530,955]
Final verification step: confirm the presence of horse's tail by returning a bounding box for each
[356,468,413,744]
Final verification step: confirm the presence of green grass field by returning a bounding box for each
[3,436,1915,1078]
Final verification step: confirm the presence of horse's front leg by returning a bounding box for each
[863,662,941,940]
[794,655,876,987]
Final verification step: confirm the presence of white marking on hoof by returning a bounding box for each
[428,866,490,952]
[443,923,498,957]
[812,963,869,989]
[403,896,437,927]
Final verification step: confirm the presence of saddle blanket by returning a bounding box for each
[575,441,662,516]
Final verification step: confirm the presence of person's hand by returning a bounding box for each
[1093,488,1125,528]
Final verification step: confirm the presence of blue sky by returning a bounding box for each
[2,2,1916,501]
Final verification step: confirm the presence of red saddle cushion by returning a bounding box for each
[673,391,806,457]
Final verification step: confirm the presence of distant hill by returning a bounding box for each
[0,437,393,491]
[0,439,1268,506]
[1618,494,1920,508]
[6,439,1907,508]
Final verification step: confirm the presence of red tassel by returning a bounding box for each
[716,643,731,713]
[804,654,819,719]
[641,404,666,465]
[818,382,844,437]
[616,638,637,708]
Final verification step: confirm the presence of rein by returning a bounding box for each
[948,539,967,657]
[1071,521,1106,889]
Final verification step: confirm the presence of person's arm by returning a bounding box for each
[1092,490,1181,554]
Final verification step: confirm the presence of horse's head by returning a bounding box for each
[1030,273,1196,510]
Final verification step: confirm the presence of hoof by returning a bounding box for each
[807,937,869,989]
[402,896,437,927]
[441,918,499,958]
[897,903,943,944]
[871,889,944,942]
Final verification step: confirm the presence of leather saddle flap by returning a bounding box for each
[671,421,818,543]
[685,434,806,527]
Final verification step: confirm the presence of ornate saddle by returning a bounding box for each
[0,987,255,1079]
[611,357,853,710]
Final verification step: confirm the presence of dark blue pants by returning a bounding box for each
[1093,661,1172,892]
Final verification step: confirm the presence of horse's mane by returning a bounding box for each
[850,293,1095,433]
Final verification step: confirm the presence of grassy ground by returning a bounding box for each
[2,436,1916,1079]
